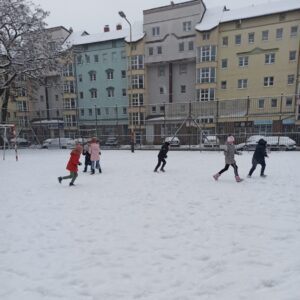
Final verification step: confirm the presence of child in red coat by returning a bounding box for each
[58,143,82,186]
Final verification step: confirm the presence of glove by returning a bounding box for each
[78,162,82,166]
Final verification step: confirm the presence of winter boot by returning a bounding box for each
[260,174,267,178]
[99,168,102,173]
[58,177,62,184]
[213,173,220,181]
[160,168,165,172]
[235,175,242,182]
[83,166,87,172]
[69,182,75,186]
[91,169,95,175]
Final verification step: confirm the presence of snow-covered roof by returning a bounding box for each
[196,0,300,31]
[63,28,129,47]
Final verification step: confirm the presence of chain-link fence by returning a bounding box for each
[1,95,300,150]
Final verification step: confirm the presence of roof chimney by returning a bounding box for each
[116,23,122,31]
[104,25,110,32]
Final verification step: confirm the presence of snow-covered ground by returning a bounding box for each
[0,149,299,300]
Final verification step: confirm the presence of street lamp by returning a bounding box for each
[119,10,134,152]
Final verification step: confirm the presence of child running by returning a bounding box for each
[247,138,268,178]
[154,141,170,172]
[58,143,82,186]
[213,135,243,182]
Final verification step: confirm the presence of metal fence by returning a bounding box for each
[1,95,300,150]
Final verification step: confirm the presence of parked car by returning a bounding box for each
[105,136,118,146]
[42,138,75,149]
[10,137,30,147]
[164,136,180,147]
[202,135,220,148]
[236,135,296,151]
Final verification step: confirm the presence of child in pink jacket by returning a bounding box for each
[89,137,101,174]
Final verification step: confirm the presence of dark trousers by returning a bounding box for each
[218,163,239,176]
[249,159,266,176]
[62,171,78,184]
[154,158,166,171]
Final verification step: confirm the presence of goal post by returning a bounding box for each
[0,124,18,161]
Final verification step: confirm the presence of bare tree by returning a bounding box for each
[0,0,65,123]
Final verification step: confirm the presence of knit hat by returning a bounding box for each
[227,135,235,143]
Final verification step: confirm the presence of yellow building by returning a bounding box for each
[196,1,300,135]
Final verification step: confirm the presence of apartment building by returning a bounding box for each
[67,25,129,139]
[195,0,300,135]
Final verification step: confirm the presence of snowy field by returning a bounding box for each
[0,149,300,300]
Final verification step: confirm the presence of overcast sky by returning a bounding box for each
[30,0,279,33]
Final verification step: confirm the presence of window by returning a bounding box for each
[121,70,126,78]
[131,55,144,70]
[63,64,73,76]
[123,107,127,114]
[63,98,76,109]
[202,32,210,40]
[97,108,101,115]
[18,87,27,96]
[64,115,76,127]
[258,98,265,109]
[85,55,90,63]
[131,75,144,89]
[179,42,184,52]
[289,50,296,61]
[131,93,144,106]
[151,106,157,113]
[40,95,44,102]
[79,92,83,99]
[198,45,216,62]
[188,41,194,51]
[181,85,186,93]
[179,64,187,74]
[106,69,114,79]
[221,58,228,69]
[239,56,249,67]
[271,98,277,108]
[222,36,228,46]
[149,47,153,56]
[89,71,96,81]
[122,89,127,96]
[238,79,248,89]
[152,26,160,36]
[63,81,75,93]
[221,81,227,89]
[157,46,162,54]
[55,95,59,101]
[290,26,298,38]
[158,66,165,77]
[90,89,97,99]
[262,30,269,41]
[159,87,165,94]
[94,55,99,62]
[265,53,275,64]
[197,88,215,101]
[17,101,28,112]
[264,76,274,87]
[121,50,126,59]
[287,74,295,85]
[183,21,192,32]
[286,97,293,107]
[78,74,82,82]
[107,87,114,98]
[235,34,241,45]
[248,32,255,43]
[77,55,82,64]
[276,28,283,39]
[197,67,216,83]
[88,109,93,116]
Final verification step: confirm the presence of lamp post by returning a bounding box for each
[119,10,134,152]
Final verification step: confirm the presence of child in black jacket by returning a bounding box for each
[154,142,170,172]
[82,143,91,172]
[248,138,268,177]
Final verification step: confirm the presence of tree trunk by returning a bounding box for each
[1,87,10,123]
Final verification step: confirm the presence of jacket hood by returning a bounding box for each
[258,138,267,145]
